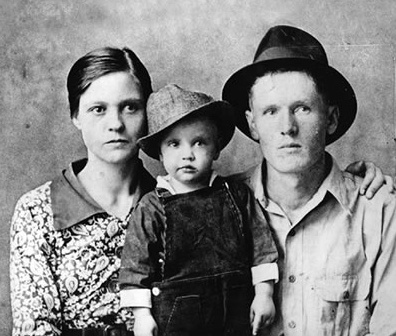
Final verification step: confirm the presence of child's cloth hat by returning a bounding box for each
[138,84,235,159]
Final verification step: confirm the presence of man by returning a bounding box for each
[223,25,396,335]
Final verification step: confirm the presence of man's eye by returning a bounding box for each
[263,108,276,115]
[295,106,310,114]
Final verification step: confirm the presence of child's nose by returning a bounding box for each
[181,145,195,160]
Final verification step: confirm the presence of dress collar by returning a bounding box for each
[51,158,155,230]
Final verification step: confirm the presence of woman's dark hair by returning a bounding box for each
[67,47,152,118]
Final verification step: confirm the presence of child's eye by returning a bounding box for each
[167,140,179,148]
[195,140,206,147]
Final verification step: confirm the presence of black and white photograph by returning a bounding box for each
[2,1,396,335]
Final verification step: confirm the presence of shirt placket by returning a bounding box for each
[263,199,315,336]
[283,224,304,335]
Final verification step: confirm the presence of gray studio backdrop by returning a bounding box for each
[1,0,395,334]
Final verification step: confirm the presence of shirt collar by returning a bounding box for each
[251,153,351,214]
[318,153,352,214]
[51,158,155,230]
[156,171,218,195]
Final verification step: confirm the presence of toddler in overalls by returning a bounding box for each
[119,84,278,336]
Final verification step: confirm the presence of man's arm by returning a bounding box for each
[368,192,396,335]
[345,161,394,199]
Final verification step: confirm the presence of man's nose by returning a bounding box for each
[279,111,297,136]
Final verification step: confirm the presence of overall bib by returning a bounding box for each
[151,179,254,336]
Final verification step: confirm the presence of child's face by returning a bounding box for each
[159,115,220,193]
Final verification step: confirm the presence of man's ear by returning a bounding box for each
[72,116,82,130]
[245,110,260,141]
[327,105,339,135]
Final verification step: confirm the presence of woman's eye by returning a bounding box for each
[90,106,105,114]
[124,104,137,114]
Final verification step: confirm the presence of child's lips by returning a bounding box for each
[178,165,197,172]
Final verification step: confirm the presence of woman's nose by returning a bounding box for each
[107,110,124,131]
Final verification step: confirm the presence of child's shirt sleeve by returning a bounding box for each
[119,192,165,308]
[228,179,279,285]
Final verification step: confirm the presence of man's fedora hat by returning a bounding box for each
[222,25,357,145]
[138,84,235,160]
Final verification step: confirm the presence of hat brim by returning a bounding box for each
[138,100,235,160]
[222,58,357,145]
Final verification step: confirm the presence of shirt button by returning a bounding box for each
[107,279,119,293]
[152,287,161,296]
[288,275,296,283]
[288,321,296,329]
[343,290,350,300]
[289,229,296,236]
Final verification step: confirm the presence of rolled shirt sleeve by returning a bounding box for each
[119,192,165,306]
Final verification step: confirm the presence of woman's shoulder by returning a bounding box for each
[15,181,53,209]
[11,181,54,236]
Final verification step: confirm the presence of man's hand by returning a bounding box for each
[345,161,395,199]
[132,308,158,336]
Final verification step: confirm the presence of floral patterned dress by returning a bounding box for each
[9,159,155,336]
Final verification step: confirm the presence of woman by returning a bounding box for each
[10,47,155,336]
[9,46,389,336]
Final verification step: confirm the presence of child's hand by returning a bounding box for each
[250,294,275,335]
[250,281,276,335]
[133,308,158,336]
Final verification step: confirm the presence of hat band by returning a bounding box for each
[254,46,328,65]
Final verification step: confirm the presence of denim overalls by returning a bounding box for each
[151,178,254,336]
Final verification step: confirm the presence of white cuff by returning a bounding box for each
[120,288,152,308]
[251,263,279,285]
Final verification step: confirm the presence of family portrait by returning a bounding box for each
[2,1,396,335]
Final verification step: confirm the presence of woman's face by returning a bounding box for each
[72,71,146,166]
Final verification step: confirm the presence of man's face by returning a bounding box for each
[246,71,339,175]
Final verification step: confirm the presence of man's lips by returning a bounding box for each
[279,143,301,149]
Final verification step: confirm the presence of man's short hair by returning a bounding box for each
[247,64,336,109]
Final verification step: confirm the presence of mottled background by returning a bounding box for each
[1,0,395,334]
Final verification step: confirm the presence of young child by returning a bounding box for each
[119,84,278,336]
